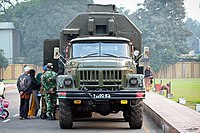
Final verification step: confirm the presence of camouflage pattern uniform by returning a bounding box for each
[41,65,58,120]
[40,83,47,118]
[36,72,47,119]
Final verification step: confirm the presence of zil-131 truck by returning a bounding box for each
[43,4,146,129]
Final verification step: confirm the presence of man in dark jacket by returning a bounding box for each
[17,66,32,120]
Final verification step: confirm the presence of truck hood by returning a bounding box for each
[68,57,134,68]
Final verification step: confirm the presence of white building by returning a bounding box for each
[0,22,20,64]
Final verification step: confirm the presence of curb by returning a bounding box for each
[143,91,200,133]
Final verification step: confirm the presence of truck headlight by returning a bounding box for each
[59,84,64,88]
[129,77,138,86]
[64,78,72,86]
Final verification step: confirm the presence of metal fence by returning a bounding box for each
[153,62,200,78]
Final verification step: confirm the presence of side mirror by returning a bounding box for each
[53,47,60,59]
[53,47,67,67]
[144,47,150,58]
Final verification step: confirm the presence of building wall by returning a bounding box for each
[0,29,13,63]
[0,22,20,64]
[13,30,21,60]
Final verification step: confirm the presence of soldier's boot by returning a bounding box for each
[40,113,47,119]
[46,113,53,120]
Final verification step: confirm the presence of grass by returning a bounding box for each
[153,78,200,110]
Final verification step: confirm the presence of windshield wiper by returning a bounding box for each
[103,53,119,58]
[81,53,98,58]
[103,53,130,59]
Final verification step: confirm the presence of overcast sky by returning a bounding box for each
[93,0,200,21]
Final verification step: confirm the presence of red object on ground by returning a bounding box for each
[155,84,162,92]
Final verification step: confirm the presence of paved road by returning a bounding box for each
[0,88,163,133]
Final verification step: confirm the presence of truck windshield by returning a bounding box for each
[72,42,130,58]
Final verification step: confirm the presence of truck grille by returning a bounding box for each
[80,70,99,80]
[79,70,122,87]
[102,70,122,80]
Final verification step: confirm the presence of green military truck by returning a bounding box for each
[44,4,145,129]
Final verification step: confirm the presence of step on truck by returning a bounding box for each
[44,4,146,129]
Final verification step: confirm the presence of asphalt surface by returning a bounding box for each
[0,87,163,133]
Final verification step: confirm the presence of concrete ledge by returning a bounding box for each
[143,91,200,133]
[143,102,179,133]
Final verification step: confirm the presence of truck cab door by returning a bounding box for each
[43,39,59,73]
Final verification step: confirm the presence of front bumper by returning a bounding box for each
[57,90,145,100]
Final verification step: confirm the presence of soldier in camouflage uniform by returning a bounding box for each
[36,65,47,119]
[41,63,58,120]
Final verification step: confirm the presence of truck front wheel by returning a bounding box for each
[129,102,143,129]
[59,99,73,129]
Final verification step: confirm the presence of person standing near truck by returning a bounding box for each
[41,63,58,120]
[28,69,41,118]
[36,65,48,119]
[144,66,153,91]
[17,66,32,120]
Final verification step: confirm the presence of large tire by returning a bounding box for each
[59,99,73,129]
[123,110,129,122]
[129,102,143,129]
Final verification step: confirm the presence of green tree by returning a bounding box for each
[185,18,200,52]
[129,0,190,72]
[0,49,9,68]
[0,0,14,13]
[117,6,130,15]
[0,0,92,65]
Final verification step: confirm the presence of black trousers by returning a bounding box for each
[20,98,30,118]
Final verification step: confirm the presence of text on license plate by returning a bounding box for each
[93,93,111,99]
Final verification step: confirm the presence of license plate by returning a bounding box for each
[93,93,111,99]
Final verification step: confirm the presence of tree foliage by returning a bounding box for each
[0,0,14,13]
[0,0,92,65]
[0,49,9,68]
[128,0,191,72]
[185,18,200,52]
[117,6,130,16]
